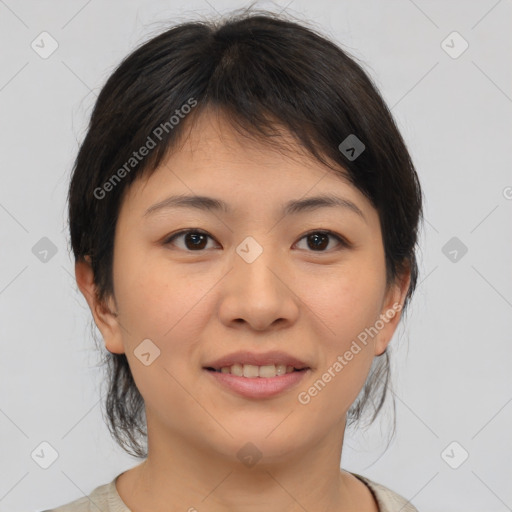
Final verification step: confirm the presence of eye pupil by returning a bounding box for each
[186,233,207,250]
[308,233,328,251]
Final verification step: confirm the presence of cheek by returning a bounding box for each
[297,261,385,347]
[293,262,384,408]
[115,250,198,327]
[295,276,381,418]
[114,256,217,370]
[114,261,215,410]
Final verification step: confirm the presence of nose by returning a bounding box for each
[217,241,300,332]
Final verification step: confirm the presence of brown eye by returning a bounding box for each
[163,229,349,253]
[164,229,218,251]
[295,230,348,252]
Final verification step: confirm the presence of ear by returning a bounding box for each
[373,266,411,356]
[74,256,125,354]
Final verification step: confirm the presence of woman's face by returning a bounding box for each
[80,110,409,464]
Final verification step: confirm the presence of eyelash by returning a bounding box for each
[163,228,351,253]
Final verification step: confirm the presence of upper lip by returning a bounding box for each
[203,350,310,370]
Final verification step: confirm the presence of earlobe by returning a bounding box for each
[373,269,411,356]
[74,257,125,355]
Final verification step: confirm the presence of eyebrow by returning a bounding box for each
[143,193,367,223]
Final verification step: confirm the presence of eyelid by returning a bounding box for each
[163,228,351,251]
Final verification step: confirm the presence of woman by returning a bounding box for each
[47,7,423,512]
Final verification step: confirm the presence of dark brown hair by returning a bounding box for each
[67,7,424,458]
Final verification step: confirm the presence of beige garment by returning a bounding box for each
[42,471,419,512]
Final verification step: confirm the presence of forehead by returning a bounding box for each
[172,109,350,181]
[121,109,377,224]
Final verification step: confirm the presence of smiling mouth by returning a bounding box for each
[204,364,309,378]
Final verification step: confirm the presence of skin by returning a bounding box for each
[76,108,410,512]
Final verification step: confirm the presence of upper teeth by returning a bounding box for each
[217,364,297,378]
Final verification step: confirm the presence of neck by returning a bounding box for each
[117,414,370,512]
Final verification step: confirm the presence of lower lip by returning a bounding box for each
[204,368,310,399]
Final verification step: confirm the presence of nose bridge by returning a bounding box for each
[234,234,282,293]
[218,233,298,329]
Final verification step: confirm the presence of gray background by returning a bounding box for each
[1,1,511,511]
